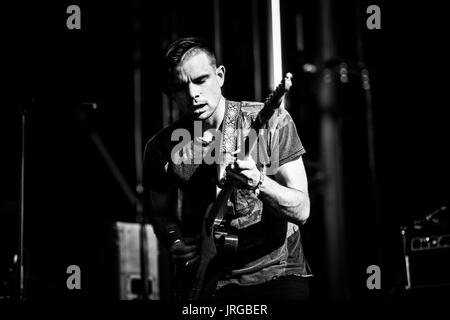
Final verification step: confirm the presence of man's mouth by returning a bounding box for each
[193,104,207,114]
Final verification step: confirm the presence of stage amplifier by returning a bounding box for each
[401,223,450,290]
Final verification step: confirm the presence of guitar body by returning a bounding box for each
[188,73,293,300]
[189,183,236,299]
[188,203,216,300]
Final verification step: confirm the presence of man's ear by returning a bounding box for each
[216,65,226,87]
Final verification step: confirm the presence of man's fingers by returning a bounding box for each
[226,170,248,184]
[227,166,255,181]
[170,237,199,254]
[183,236,200,245]
[185,255,200,267]
[170,237,200,263]
[171,242,198,253]
[231,149,241,156]
[172,250,198,262]
[235,159,255,170]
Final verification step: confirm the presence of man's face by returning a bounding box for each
[170,51,225,121]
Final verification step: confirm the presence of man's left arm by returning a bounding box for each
[259,157,310,225]
[228,156,310,225]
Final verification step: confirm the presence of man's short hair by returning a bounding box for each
[163,37,217,94]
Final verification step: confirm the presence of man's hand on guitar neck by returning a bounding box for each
[226,155,310,225]
[170,236,201,268]
[225,155,262,191]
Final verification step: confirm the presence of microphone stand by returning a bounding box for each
[16,103,28,301]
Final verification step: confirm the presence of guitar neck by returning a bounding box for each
[243,72,293,158]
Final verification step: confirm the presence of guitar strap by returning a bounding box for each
[216,100,242,221]
[218,100,242,186]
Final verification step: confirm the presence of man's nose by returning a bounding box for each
[188,83,200,100]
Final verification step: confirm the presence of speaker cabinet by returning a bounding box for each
[401,226,450,290]
[114,222,160,300]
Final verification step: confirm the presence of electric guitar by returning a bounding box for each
[188,73,293,300]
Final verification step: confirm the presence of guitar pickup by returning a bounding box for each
[214,231,239,252]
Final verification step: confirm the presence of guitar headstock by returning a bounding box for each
[264,72,293,110]
[282,72,293,92]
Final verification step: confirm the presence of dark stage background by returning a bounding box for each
[1,0,449,300]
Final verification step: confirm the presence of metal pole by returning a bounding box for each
[354,1,383,266]
[132,0,149,300]
[318,0,350,300]
[17,104,29,301]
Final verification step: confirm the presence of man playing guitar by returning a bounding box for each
[143,37,312,300]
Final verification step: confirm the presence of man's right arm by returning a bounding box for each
[149,190,181,247]
[149,190,200,266]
